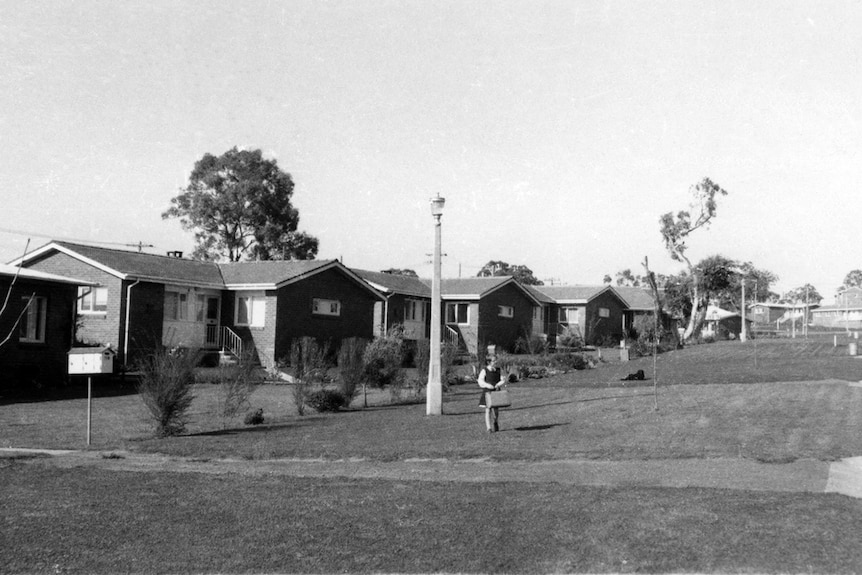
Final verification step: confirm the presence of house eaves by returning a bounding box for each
[12,241,226,289]
[0,263,97,286]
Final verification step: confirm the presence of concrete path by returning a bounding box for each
[3,447,862,499]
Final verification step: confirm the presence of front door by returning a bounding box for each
[204,296,220,347]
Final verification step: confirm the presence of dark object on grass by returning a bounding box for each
[621,369,646,381]
[244,408,265,425]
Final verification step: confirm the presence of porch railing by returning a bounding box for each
[221,326,243,360]
[444,325,460,348]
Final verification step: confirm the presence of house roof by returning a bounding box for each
[352,269,431,298]
[0,263,95,286]
[13,241,384,299]
[15,241,225,287]
[612,286,656,311]
[523,285,556,305]
[220,259,336,288]
[534,285,609,304]
[430,276,543,305]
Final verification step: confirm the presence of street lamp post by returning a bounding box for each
[427,195,445,415]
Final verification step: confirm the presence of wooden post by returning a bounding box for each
[87,376,92,446]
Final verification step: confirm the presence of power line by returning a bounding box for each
[0,226,154,251]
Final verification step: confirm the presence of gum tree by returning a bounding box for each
[659,177,728,342]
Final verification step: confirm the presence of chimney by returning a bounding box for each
[166,251,183,259]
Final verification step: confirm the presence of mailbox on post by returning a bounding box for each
[68,346,116,375]
[67,346,116,446]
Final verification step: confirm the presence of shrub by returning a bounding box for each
[289,337,332,416]
[136,347,198,437]
[306,389,348,412]
[550,352,588,371]
[244,408,264,425]
[337,337,367,406]
[514,332,549,355]
[362,328,405,388]
[557,326,584,350]
[216,358,263,426]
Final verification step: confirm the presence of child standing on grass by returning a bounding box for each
[477,356,505,432]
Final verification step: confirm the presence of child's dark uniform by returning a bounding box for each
[478,367,502,406]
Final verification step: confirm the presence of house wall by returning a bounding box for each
[24,251,124,356]
[585,290,626,345]
[0,277,77,391]
[222,290,278,367]
[271,269,378,366]
[750,305,785,325]
[125,281,165,366]
[478,283,534,353]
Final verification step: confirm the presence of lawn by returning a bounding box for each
[3,460,862,574]
[3,338,862,462]
[3,337,862,574]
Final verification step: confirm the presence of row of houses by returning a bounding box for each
[2,241,657,390]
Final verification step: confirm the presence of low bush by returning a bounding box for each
[289,337,332,416]
[550,352,589,371]
[244,408,265,425]
[306,389,348,412]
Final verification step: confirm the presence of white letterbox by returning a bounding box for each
[68,346,116,375]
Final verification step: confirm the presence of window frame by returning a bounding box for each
[312,298,342,317]
[598,307,610,318]
[164,291,189,322]
[19,296,47,343]
[236,292,267,327]
[445,302,469,324]
[77,286,108,314]
[404,299,424,322]
[498,305,514,318]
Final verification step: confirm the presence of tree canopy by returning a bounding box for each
[163,147,319,262]
[658,178,728,341]
[381,268,418,277]
[841,270,862,290]
[476,260,543,285]
[781,284,823,305]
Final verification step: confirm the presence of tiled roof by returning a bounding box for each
[433,276,513,297]
[613,286,657,310]
[51,241,225,286]
[219,259,336,287]
[534,285,607,302]
[523,285,556,305]
[353,269,431,298]
[0,263,94,286]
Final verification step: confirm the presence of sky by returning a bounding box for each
[1,1,860,301]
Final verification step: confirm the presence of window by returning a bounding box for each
[19,296,47,343]
[312,298,341,317]
[533,307,543,321]
[498,305,514,318]
[559,307,579,324]
[164,291,188,321]
[446,303,469,324]
[78,286,108,314]
[598,307,610,318]
[405,299,424,322]
[195,295,206,322]
[236,293,266,327]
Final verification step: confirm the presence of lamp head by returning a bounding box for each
[430,195,446,217]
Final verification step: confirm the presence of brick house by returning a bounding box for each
[0,263,94,391]
[438,277,543,355]
[14,241,383,368]
[534,285,633,346]
[352,270,431,341]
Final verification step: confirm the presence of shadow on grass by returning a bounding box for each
[0,379,140,405]
[513,423,569,432]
